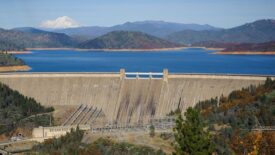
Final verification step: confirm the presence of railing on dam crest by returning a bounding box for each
[120,69,168,81]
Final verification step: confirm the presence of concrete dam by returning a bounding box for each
[0,70,270,125]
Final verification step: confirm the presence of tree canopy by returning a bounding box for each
[173,107,215,155]
[195,78,275,154]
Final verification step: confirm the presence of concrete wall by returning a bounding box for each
[0,73,270,124]
[32,125,90,139]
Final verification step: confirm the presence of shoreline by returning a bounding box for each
[26,47,187,52]
[215,51,275,55]
[0,65,31,72]
[26,47,224,52]
[8,48,274,55]
[5,51,32,54]
[189,47,225,51]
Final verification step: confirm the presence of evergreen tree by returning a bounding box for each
[173,107,215,155]
[149,124,155,137]
[0,82,54,134]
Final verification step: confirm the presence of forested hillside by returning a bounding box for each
[0,53,25,66]
[223,41,275,52]
[0,39,24,51]
[195,78,275,154]
[0,36,26,67]
[166,19,275,45]
[0,83,54,135]
[0,28,76,49]
[79,31,181,49]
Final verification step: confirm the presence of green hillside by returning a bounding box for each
[79,31,182,49]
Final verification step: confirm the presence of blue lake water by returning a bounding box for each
[15,48,275,75]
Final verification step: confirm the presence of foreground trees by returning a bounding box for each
[173,107,215,155]
[195,78,275,154]
[0,82,54,135]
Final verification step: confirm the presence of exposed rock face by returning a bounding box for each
[0,73,267,124]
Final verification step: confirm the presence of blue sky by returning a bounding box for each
[1,0,275,29]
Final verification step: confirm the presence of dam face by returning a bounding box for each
[0,73,268,124]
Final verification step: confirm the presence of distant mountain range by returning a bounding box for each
[1,19,275,51]
[54,20,219,38]
[79,31,181,49]
[166,19,275,45]
[0,27,76,50]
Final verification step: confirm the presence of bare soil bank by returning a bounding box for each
[215,51,275,55]
[0,65,31,72]
[6,51,32,54]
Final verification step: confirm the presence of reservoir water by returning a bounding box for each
[15,48,275,75]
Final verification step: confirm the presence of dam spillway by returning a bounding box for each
[0,71,270,124]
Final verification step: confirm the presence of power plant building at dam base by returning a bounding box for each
[0,69,272,125]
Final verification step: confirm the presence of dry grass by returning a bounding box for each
[83,131,174,154]
[52,105,79,125]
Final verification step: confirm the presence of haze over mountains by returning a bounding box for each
[55,20,219,38]
[0,19,275,51]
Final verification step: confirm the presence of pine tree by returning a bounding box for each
[149,124,155,137]
[173,107,215,155]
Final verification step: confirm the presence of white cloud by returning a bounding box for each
[40,16,80,28]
